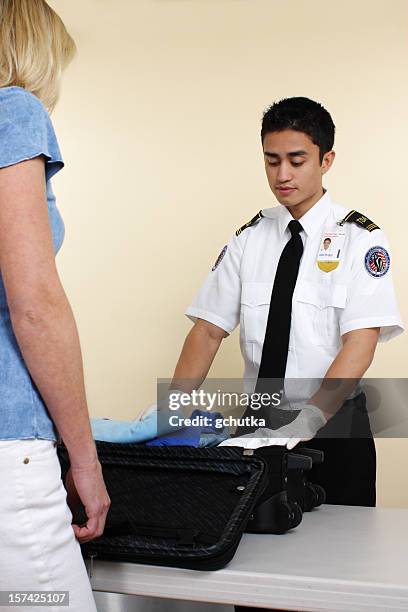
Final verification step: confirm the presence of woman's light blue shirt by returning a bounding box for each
[0,86,65,440]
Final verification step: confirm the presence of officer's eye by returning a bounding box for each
[292,162,304,167]
[267,161,279,166]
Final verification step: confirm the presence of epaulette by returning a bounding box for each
[235,210,264,236]
[337,210,380,232]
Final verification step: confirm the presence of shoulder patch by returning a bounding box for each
[235,210,264,236]
[337,210,380,232]
[364,245,390,278]
[212,245,228,271]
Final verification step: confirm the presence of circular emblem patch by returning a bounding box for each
[212,245,228,271]
[364,245,390,278]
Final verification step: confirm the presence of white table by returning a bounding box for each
[88,506,408,612]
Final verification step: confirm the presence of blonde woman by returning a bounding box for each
[0,1,110,609]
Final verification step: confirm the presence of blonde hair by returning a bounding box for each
[0,0,76,112]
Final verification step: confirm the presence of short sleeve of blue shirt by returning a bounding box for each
[0,86,64,182]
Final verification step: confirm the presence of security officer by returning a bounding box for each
[170,96,403,512]
[168,97,404,612]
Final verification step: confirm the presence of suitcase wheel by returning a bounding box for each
[276,500,302,532]
[313,483,326,507]
[304,481,320,511]
[289,501,303,529]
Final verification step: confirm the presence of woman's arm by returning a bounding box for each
[0,156,110,542]
[0,157,93,463]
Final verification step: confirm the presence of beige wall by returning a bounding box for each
[48,0,407,506]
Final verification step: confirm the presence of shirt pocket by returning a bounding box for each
[240,281,273,343]
[294,280,347,347]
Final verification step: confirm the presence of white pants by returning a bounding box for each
[0,439,97,612]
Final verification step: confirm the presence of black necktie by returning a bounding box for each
[256,219,304,392]
[235,219,304,436]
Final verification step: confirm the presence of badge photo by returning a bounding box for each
[364,245,390,278]
[317,229,346,273]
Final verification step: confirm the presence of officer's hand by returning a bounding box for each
[270,404,327,448]
[138,390,195,438]
[219,405,327,451]
[139,390,193,422]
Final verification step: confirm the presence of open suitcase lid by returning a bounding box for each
[58,443,270,571]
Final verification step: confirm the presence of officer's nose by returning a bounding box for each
[276,161,292,183]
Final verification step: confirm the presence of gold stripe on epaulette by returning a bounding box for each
[338,209,380,232]
[344,209,356,222]
[366,222,379,231]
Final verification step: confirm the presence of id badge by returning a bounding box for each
[317,228,346,272]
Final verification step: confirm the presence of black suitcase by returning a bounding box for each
[57,442,270,571]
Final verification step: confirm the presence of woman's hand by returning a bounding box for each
[64,459,111,544]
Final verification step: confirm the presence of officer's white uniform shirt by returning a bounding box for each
[185,191,404,396]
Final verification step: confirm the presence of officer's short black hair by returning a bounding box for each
[324,237,331,243]
[261,97,335,164]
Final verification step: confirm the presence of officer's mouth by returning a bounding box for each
[276,187,297,195]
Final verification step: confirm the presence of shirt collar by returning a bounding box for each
[263,189,334,239]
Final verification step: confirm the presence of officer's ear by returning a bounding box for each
[321,150,335,175]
